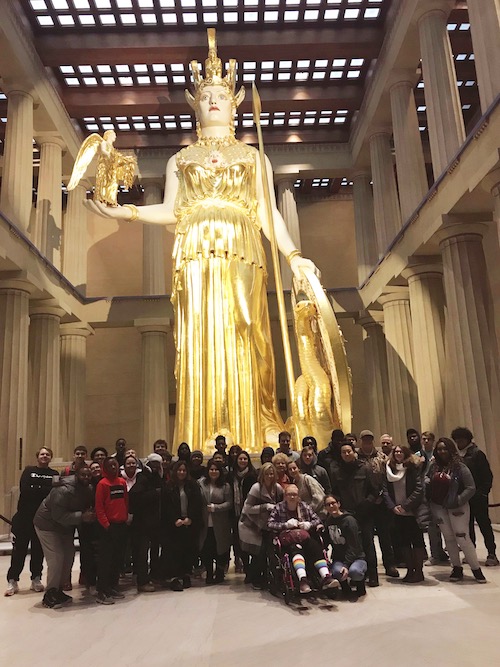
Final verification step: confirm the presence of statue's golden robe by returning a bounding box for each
[172,139,284,452]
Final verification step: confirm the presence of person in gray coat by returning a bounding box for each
[198,460,233,585]
[34,466,95,608]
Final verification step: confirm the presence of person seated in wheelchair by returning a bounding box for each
[267,485,339,595]
[324,494,367,599]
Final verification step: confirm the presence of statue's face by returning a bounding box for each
[197,85,233,129]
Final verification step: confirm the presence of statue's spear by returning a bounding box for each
[252,83,296,414]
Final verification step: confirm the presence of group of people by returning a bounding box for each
[4,426,497,609]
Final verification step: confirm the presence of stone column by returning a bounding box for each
[467,0,500,113]
[389,77,428,222]
[0,279,32,518]
[352,172,378,283]
[378,288,420,442]
[402,262,446,436]
[34,138,64,269]
[357,311,391,438]
[369,130,402,255]
[135,319,170,454]
[28,300,65,459]
[63,181,89,293]
[438,222,500,492]
[142,180,166,295]
[60,323,94,459]
[277,178,302,290]
[418,8,466,176]
[482,168,500,245]
[0,90,33,232]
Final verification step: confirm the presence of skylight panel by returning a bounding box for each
[264,11,279,21]
[102,77,116,85]
[142,14,157,24]
[279,61,292,69]
[119,77,134,85]
[171,64,184,72]
[364,8,380,18]
[205,12,218,22]
[284,9,298,20]
[344,8,360,18]
[116,0,132,8]
[138,0,154,7]
[155,76,168,84]
[183,13,197,23]
[278,72,291,81]
[60,65,75,74]
[312,72,325,80]
[78,65,93,74]
[65,77,80,86]
[324,9,339,19]
[52,0,69,9]
[58,15,75,25]
[37,15,55,26]
[332,59,346,67]
[100,14,116,25]
[83,77,98,85]
[315,60,328,68]
[121,14,137,25]
[304,10,319,20]
[298,60,310,68]
[95,0,111,7]
[162,13,177,23]
[350,58,364,66]
[347,70,360,78]
[134,64,149,73]
[137,76,151,84]
[262,61,274,69]
[30,1,48,10]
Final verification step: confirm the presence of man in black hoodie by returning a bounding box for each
[452,427,498,566]
[34,466,95,608]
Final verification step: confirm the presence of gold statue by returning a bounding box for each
[68,130,136,206]
[85,29,346,453]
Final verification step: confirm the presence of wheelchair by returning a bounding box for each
[267,527,335,605]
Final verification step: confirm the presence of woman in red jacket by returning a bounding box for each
[95,457,129,605]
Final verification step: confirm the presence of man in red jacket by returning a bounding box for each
[95,457,129,605]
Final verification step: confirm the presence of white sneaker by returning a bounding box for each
[30,577,44,592]
[4,580,19,597]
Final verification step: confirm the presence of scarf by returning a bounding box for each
[386,462,406,482]
[233,467,248,514]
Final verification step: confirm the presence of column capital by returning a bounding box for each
[60,322,95,338]
[378,287,410,306]
[275,175,298,187]
[134,317,172,334]
[482,167,500,197]
[352,169,372,180]
[35,134,66,150]
[388,69,420,91]
[436,218,490,246]
[0,277,35,295]
[29,298,66,318]
[402,257,443,281]
[141,177,165,188]
[367,126,393,141]
[356,309,384,328]
[2,87,34,101]
[415,2,450,25]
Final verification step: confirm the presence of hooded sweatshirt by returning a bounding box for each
[324,511,365,567]
[95,470,128,529]
[34,476,93,534]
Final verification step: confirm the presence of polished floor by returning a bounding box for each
[1,539,499,667]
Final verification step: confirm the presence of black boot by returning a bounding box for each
[355,580,366,597]
[366,569,379,587]
[214,566,225,584]
[402,548,415,583]
[340,580,356,601]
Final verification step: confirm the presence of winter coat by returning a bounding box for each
[460,444,493,498]
[324,512,365,567]
[199,481,233,555]
[425,461,476,509]
[162,479,203,539]
[238,482,283,555]
[330,460,380,519]
[383,464,429,529]
[34,476,93,534]
[128,469,164,534]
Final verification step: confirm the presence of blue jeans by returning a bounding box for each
[331,559,367,582]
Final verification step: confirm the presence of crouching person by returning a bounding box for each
[95,457,129,604]
[34,465,95,609]
[267,484,338,594]
[323,494,367,599]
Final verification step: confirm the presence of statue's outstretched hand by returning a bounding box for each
[84,199,132,221]
[290,254,321,281]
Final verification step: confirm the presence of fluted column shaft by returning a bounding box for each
[0,281,31,517]
[418,9,466,176]
[404,264,446,436]
[390,80,428,221]
[60,323,93,459]
[358,312,391,437]
[369,131,402,255]
[353,173,378,283]
[0,91,33,232]
[34,140,63,268]
[467,0,500,112]
[379,289,420,442]
[28,302,65,458]
[439,224,500,498]
[142,181,166,295]
[63,183,88,292]
[277,178,301,290]
[136,320,170,454]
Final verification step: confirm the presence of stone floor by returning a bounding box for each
[1,542,499,667]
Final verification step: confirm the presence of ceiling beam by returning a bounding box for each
[36,26,383,67]
[63,84,363,116]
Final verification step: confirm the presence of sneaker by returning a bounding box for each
[5,580,19,597]
[56,590,73,604]
[109,588,125,599]
[42,588,62,609]
[299,578,312,595]
[137,583,156,593]
[472,568,487,583]
[321,575,340,590]
[170,578,184,592]
[449,566,464,582]
[96,592,115,605]
[30,577,44,593]
[485,554,499,567]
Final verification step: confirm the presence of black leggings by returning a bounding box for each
[392,515,425,549]
[201,528,229,575]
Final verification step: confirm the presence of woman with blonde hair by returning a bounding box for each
[239,463,283,589]
[272,453,291,490]
[383,444,427,583]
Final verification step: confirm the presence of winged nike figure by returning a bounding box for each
[67,130,136,206]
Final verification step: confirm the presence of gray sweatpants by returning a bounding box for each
[35,528,75,591]
[430,503,480,571]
